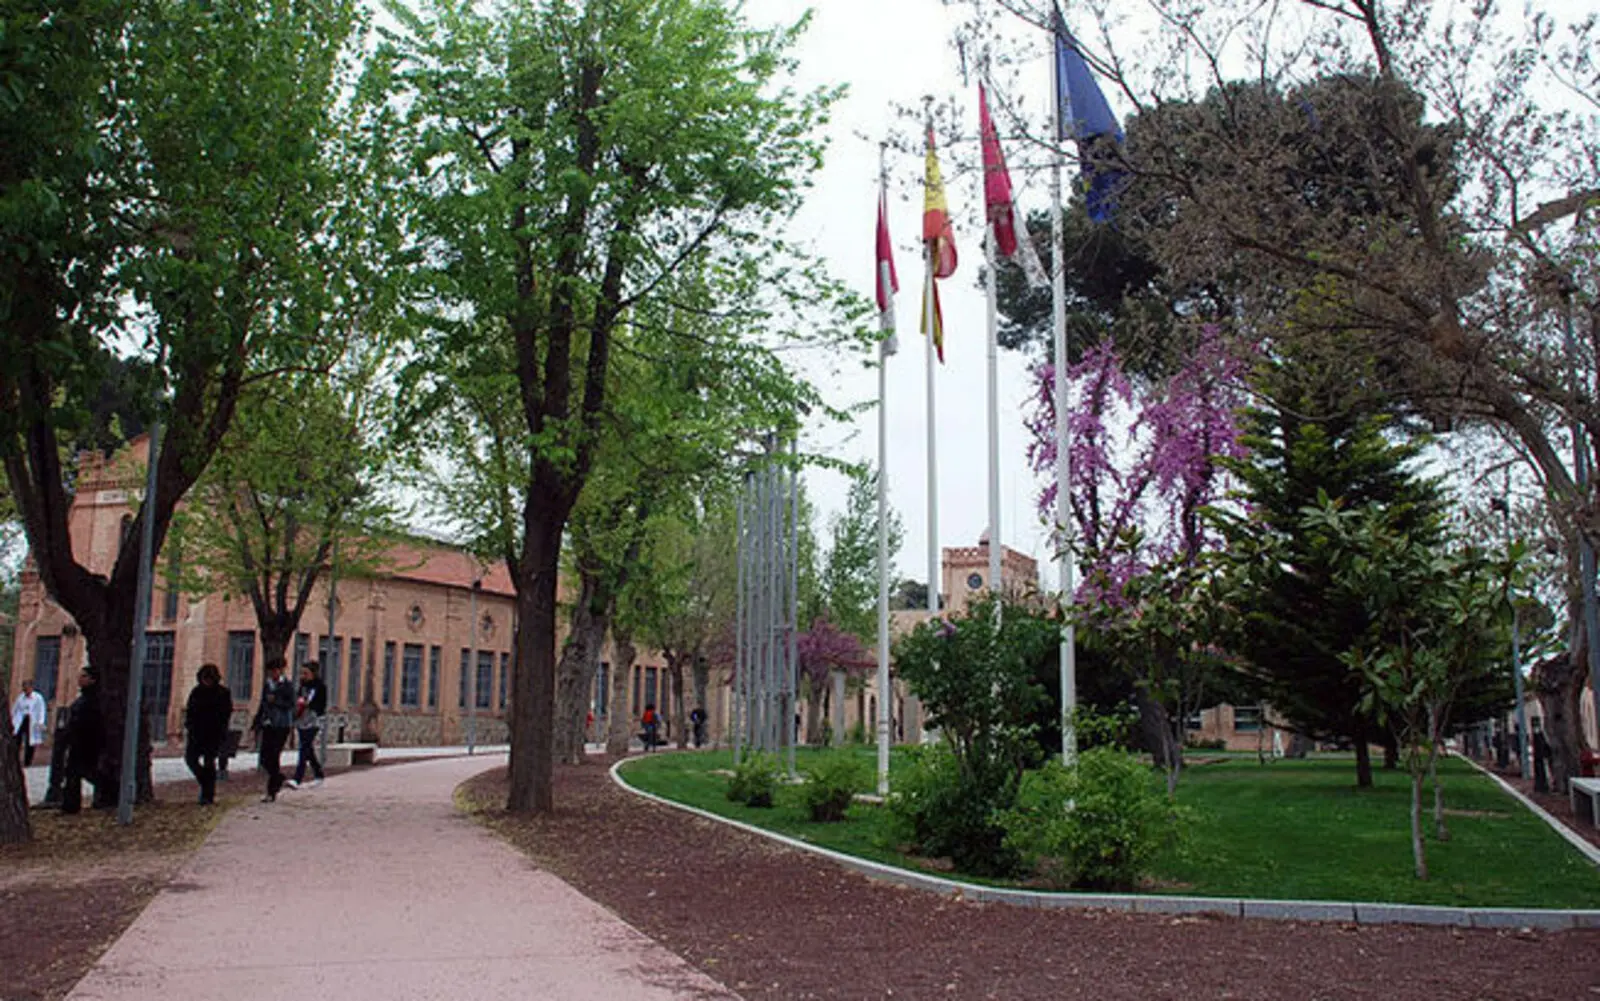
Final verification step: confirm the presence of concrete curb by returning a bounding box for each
[1459,755,1600,868]
[610,757,1600,931]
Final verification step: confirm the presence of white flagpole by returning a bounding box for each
[924,124,941,628]
[983,159,1003,607]
[1052,32,1078,765]
[877,146,895,796]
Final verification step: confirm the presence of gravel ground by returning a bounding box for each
[462,759,1600,1001]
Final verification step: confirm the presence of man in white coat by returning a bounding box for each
[11,679,47,767]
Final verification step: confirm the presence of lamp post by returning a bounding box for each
[1491,494,1532,779]
[467,577,481,754]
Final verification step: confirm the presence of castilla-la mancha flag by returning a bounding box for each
[876,180,899,355]
[979,83,1048,286]
[921,125,957,362]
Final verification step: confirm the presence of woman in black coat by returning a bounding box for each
[184,663,234,805]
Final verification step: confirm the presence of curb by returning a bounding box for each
[609,758,1600,931]
[1459,755,1600,868]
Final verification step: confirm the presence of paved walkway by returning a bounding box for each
[66,755,740,1001]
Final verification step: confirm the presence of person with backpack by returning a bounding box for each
[183,663,233,805]
[252,658,296,802]
[291,661,327,788]
[640,703,660,752]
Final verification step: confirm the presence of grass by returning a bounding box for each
[618,749,1600,909]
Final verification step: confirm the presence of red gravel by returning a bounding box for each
[462,759,1600,1001]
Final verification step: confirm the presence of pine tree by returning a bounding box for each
[1215,359,1447,787]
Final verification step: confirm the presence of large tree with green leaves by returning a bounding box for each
[961,0,1599,790]
[379,0,845,812]
[1,0,366,819]
[174,362,401,673]
[1214,359,1449,788]
[818,468,903,644]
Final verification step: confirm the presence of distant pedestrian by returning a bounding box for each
[641,703,660,751]
[11,678,47,767]
[60,667,103,815]
[689,706,706,748]
[253,658,296,802]
[292,662,327,788]
[184,664,233,805]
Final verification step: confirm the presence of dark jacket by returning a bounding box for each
[296,679,327,720]
[64,684,103,774]
[254,675,296,731]
[185,683,234,752]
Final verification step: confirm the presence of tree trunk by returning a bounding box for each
[1430,748,1449,842]
[1354,728,1374,788]
[507,518,561,815]
[86,627,153,809]
[668,659,687,750]
[802,677,823,746]
[1382,730,1400,771]
[1410,765,1428,880]
[0,724,32,844]
[554,573,609,765]
[1536,644,1584,795]
[607,628,636,757]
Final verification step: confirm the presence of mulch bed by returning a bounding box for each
[462,758,1600,1001]
[1481,763,1600,852]
[0,777,245,1001]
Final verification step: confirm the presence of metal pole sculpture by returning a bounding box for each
[732,436,799,757]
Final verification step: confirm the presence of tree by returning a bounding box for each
[1307,499,1514,879]
[174,367,400,671]
[380,0,843,812]
[795,616,867,744]
[957,0,1600,791]
[1214,360,1450,788]
[1,0,366,816]
[1026,326,1246,779]
[818,468,903,643]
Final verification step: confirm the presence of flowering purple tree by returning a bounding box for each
[1026,327,1249,599]
[1027,327,1248,789]
[796,617,869,743]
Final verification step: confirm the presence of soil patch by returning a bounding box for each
[0,777,242,1000]
[460,759,1599,1001]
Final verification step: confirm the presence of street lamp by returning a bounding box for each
[1491,494,1532,780]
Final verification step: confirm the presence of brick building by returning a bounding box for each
[5,436,697,748]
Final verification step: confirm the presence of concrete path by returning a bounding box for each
[66,754,741,1001]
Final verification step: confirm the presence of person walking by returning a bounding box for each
[291,661,327,788]
[640,703,660,752]
[183,664,233,805]
[689,706,706,749]
[60,667,103,815]
[253,658,296,802]
[11,678,47,767]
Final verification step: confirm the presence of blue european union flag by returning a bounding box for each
[1054,8,1125,223]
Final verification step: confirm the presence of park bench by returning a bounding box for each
[1571,777,1600,828]
[323,743,379,769]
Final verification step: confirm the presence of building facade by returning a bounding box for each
[6,437,691,749]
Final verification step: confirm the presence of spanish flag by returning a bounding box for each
[921,125,957,362]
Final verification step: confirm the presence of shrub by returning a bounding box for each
[800,753,866,822]
[1000,749,1184,891]
[886,744,1021,877]
[726,752,781,808]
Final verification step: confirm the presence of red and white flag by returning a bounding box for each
[980,83,1048,287]
[876,180,899,355]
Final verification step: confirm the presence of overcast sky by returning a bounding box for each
[755,0,1065,591]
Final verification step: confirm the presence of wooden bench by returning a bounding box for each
[1571,777,1600,828]
[324,743,379,768]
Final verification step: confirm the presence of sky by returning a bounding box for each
[751,0,1067,591]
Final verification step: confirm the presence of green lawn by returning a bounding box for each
[617,749,1600,909]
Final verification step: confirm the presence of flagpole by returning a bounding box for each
[876,144,894,797]
[983,138,1003,608]
[924,130,941,630]
[1051,30,1078,766]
